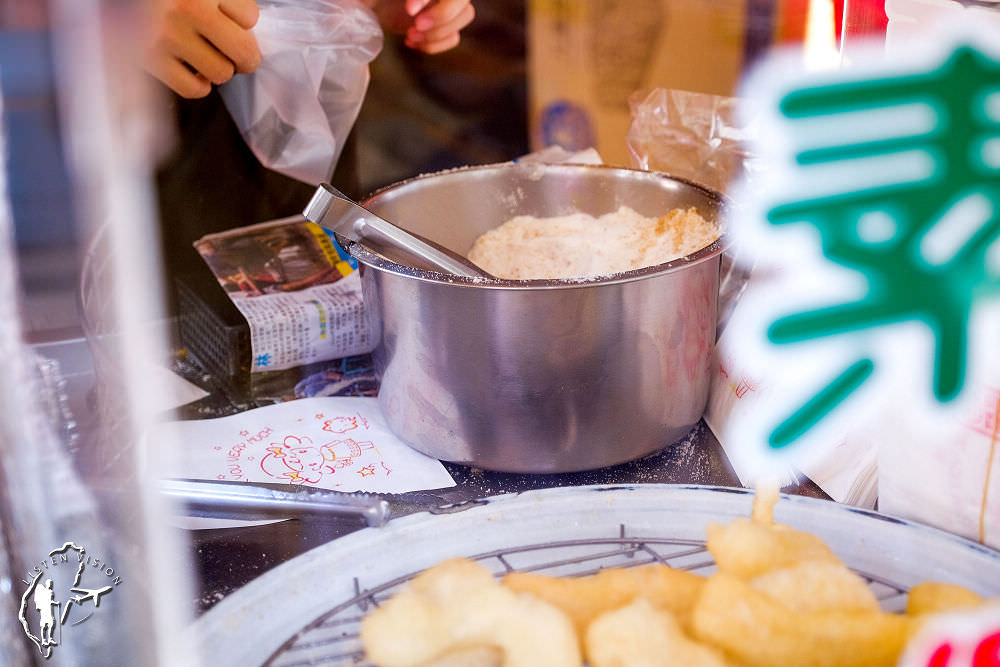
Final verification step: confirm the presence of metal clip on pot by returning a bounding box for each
[303,183,492,279]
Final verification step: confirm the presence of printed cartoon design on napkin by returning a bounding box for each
[254,410,378,486]
[154,397,455,494]
[259,433,379,485]
[724,31,1000,480]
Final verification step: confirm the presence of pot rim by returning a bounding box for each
[350,162,732,290]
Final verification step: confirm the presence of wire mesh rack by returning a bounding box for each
[262,527,911,667]
[192,484,1000,667]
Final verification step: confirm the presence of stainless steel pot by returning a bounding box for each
[352,162,728,473]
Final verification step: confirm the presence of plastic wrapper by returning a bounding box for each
[626,88,756,329]
[627,89,876,506]
[220,0,383,184]
[626,87,758,193]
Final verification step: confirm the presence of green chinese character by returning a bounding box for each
[764,45,1000,449]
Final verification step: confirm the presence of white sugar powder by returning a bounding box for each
[467,206,720,280]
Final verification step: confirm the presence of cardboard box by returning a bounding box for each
[528,0,749,167]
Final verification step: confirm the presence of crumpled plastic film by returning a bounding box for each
[626,88,759,193]
[220,0,383,185]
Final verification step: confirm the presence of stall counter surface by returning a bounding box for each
[37,333,828,616]
[178,396,828,615]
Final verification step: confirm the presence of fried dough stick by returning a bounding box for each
[705,484,842,580]
[360,558,581,667]
[692,573,917,667]
[501,563,704,639]
[906,581,988,616]
[585,597,734,667]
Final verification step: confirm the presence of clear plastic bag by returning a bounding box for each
[626,88,758,193]
[220,0,383,184]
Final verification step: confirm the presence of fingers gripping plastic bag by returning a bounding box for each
[220,0,383,184]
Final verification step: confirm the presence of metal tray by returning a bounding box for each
[189,484,1000,666]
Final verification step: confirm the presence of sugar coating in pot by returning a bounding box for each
[466,206,720,280]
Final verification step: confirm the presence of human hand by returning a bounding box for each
[143,0,262,98]
[370,0,476,54]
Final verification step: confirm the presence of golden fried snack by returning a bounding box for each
[750,482,780,524]
[906,581,988,616]
[691,572,916,667]
[705,486,841,580]
[705,517,841,580]
[360,483,994,667]
[501,563,704,638]
[585,597,733,667]
[750,560,881,613]
[422,646,503,667]
[360,558,581,667]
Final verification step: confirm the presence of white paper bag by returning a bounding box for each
[877,381,1000,550]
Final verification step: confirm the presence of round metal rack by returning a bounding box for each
[264,529,910,666]
[192,485,1000,667]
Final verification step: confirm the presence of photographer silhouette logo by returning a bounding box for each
[17,541,121,659]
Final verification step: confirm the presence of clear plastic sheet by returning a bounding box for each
[219,0,383,184]
[0,0,197,664]
[626,87,759,193]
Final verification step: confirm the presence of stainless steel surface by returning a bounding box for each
[357,163,728,473]
[160,479,392,527]
[303,182,492,279]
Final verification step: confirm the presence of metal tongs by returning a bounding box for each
[303,183,492,279]
[160,478,391,527]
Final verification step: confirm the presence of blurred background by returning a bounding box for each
[5,0,888,341]
[0,0,892,663]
